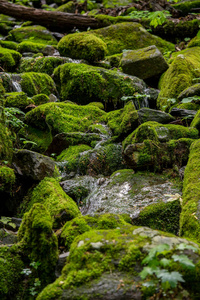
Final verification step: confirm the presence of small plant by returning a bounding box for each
[139,243,198,297]
[21,261,41,298]
[0,216,16,230]
[3,107,26,131]
[181,96,200,104]
[128,10,171,28]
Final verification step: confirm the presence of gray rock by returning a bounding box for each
[12,149,57,181]
[120,45,168,80]
[138,108,175,124]
[55,252,69,278]
[170,107,197,119]
[178,83,200,100]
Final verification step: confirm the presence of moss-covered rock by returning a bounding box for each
[58,32,107,62]
[180,139,200,243]
[0,122,13,162]
[19,56,67,75]
[32,93,50,105]
[4,91,34,110]
[172,0,200,16]
[59,213,127,251]
[8,25,58,45]
[178,83,200,101]
[20,72,57,96]
[191,109,200,132]
[103,100,139,139]
[157,47,200,110]
[17,41,54,54]
[57,144,92,162]
[18,203,58,285]
[0,165,15,192]
[56,1,76,13]
[21,177,81,228]
[0,245,24,299]
[22,102,105,152]
[58,22,174,57]
[0,40,18,50]
[37,225,200,300]
[123,121,198,146]
[0,46,21,71]
[54,62,147,107]
[132,199,181,235]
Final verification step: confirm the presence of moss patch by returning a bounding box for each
[0,165,15,192]
[0,46,21,71]
[5,92,34,110]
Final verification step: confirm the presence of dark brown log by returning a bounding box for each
[0,0,105,31]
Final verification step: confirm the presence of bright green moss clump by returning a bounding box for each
[157,47,200,110]
[0,40,18,50]
[0,165,15,192]
[20,72,57,96]
[59,213,127,251]
[58,32,107,62]
[18,203,58,285]
[180,139,200,242]
[5,92,34,110]
[57,144,92,162]
[19,56,67,75]
[9,25,58,45]
[0,46,21,71]
[22,177,81,228]
[32,94,50,105]
[0,122,13,162]
[172,0,200,16]
[54,62,146,106]
[17,41,47,53]
[0,246,24,299]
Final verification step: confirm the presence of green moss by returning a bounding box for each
[0,165,15,192]
[103,0,132,9]
[0,245,24,299]
[54,63,145,106]
[157,47,200,110]
[32,94,50,105]
[191,110,200,131]
[8,25,58,45]
[57,144,92,162]
[180,139,200,242]
[19,56,67,75]
[18,203,58,285]
[132,200,181,235]
[5,92,34,110]
[0,122,13,162]
[172,0,200,16]
[177,102,200,111]
[17,41,47,53]
[0,40,18,50]
[86,102,104,110]
[105,53,122,67]
[123,121,198,146]
[0,46,21,71]
[20,72,57,96]
[104,100,139,138]
[60,213,127,251]
[56,1,75,12]
[58,32,107,62]
[21,177,81,228]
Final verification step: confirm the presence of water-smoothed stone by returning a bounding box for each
[178,83,200,100]
[81,169,181,217]
[37,225,200,300]
[12,149,57,181]
[120,45,168,80]
[138,108,175,124]
[0,228,18,245]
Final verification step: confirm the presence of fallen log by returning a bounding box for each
[0,0,107,31]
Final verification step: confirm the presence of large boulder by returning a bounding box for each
[0,46,21,71]
[157,47,200,110]
[119,45,168,80]
[12,149,57,181]
[37,225,200,300]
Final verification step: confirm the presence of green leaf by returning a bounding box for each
[142,244,170,265]
[139,266,155,279]
[176,243,198,252]
[160,258,171,267]
[172,254,195,269]
[156,270,185,288]
[197,30,200,38]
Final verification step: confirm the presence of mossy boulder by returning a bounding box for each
[22,102,105,152]
[0,40,18,50]
[56,1,76,13]
[20,72,57,96]
[17,41,55,54]
[58,22,174,56]
[58,32,107,62]
[59,213,127,251]
[180,139,200,243]
[21,177,81,228]
[0,165,15,193]
[0,245,24,299]
[138,108,175,124]
[172,0,200,16]
[132,199,181,235]
[188,35,200,48]
[157,47,200,110]
[178,83,200,100]
[18,203,58,285]
[103,100,139,139]
[54,62,147,107]
[123,121,198,146]
[0,122,13,162]
[37,225,200,300]
[19,56,67,75]
[120,45,168,80]
[0,46,21,71]
[8,25,58,45]
[4,92,34,110]
[32,93,50,105]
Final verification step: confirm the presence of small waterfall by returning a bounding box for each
[0,72,22,92]
[11,74,22,92]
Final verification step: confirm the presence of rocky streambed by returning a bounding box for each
[1,1,200,299]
